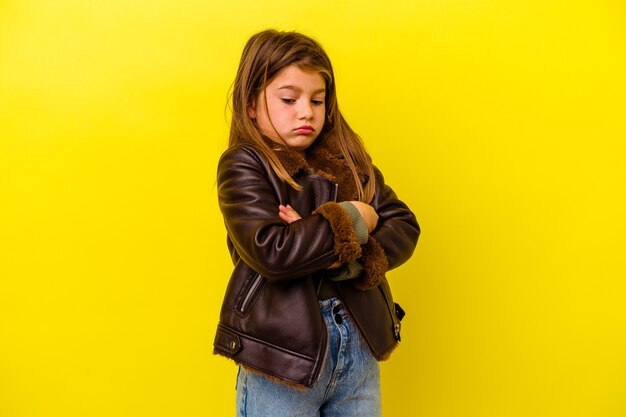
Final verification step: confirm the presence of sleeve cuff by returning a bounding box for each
[326,260,365,282]
[337,201,369,244]
[313,202,362,263]
[352,237,389,290]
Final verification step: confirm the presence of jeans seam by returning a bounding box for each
[324,307,350,404]
[238,368,248,417]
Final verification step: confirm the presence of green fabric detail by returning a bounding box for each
[337,201,368,245]
[326,260,365,281]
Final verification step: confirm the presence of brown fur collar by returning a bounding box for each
[264,135,367,202]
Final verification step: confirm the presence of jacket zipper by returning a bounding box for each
[239,274,263,314]
[312,181,337,384]
[379,286,401,341]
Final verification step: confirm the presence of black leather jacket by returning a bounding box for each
[213,142,420,388]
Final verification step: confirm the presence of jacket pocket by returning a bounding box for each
[234,273,266,317]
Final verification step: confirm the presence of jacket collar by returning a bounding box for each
[264,135,367,202]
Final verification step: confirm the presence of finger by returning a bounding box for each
[278,208,301,224]
[289,207,302,218]
[279,211,292,223]
[281,205,301,220]
[281,214,299,224]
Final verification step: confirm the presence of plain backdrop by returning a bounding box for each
[1,1,625,416]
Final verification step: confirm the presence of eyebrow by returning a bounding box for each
[277,85,326,94]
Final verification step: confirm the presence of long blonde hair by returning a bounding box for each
[229,29,375,202]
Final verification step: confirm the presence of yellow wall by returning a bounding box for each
[1,1,625,416]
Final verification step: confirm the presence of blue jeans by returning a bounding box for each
[236,297,382,417]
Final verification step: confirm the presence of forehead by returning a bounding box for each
[267,65,326,92]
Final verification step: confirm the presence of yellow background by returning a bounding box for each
[1,0,625,416]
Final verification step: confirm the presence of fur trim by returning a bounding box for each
[353,237,388,290]
[262,135,367,201]
[313,202,362,263]
[240,364,308,391]
[377,341,399,361]
[306,136,366,202]
[212,351,308,391]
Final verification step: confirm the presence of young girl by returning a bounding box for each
[213,29,420,417]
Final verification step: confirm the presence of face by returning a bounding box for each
[249,65,326,155]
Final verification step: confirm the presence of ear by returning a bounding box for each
[247,101,256,119]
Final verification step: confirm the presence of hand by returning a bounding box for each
[278,204,302,224]
[349,201,379,233]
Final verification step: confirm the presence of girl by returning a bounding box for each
[213,29,420,417]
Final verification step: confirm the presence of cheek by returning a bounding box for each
[263,101,282,121]
[318,107,326,124]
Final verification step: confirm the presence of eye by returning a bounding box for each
[311,99,324,106]
[281,98,296,104]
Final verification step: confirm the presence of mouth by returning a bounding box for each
[294,125,314,135]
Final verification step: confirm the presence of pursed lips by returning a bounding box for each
[294,125,314,134]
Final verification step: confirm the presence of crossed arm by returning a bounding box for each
[278,202,379,270]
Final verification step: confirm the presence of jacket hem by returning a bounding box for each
[214,323,321,389]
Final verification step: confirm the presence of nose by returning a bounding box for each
[298,101,313,120]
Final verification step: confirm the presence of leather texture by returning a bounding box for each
[213,143,420,388]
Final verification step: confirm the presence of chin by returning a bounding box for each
[287,137,317,151]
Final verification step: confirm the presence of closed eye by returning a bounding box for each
[281,98,296,104]
[312,99,324,106]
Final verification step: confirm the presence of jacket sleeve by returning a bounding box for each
[217,146,362,283]
[352,166,420,290]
